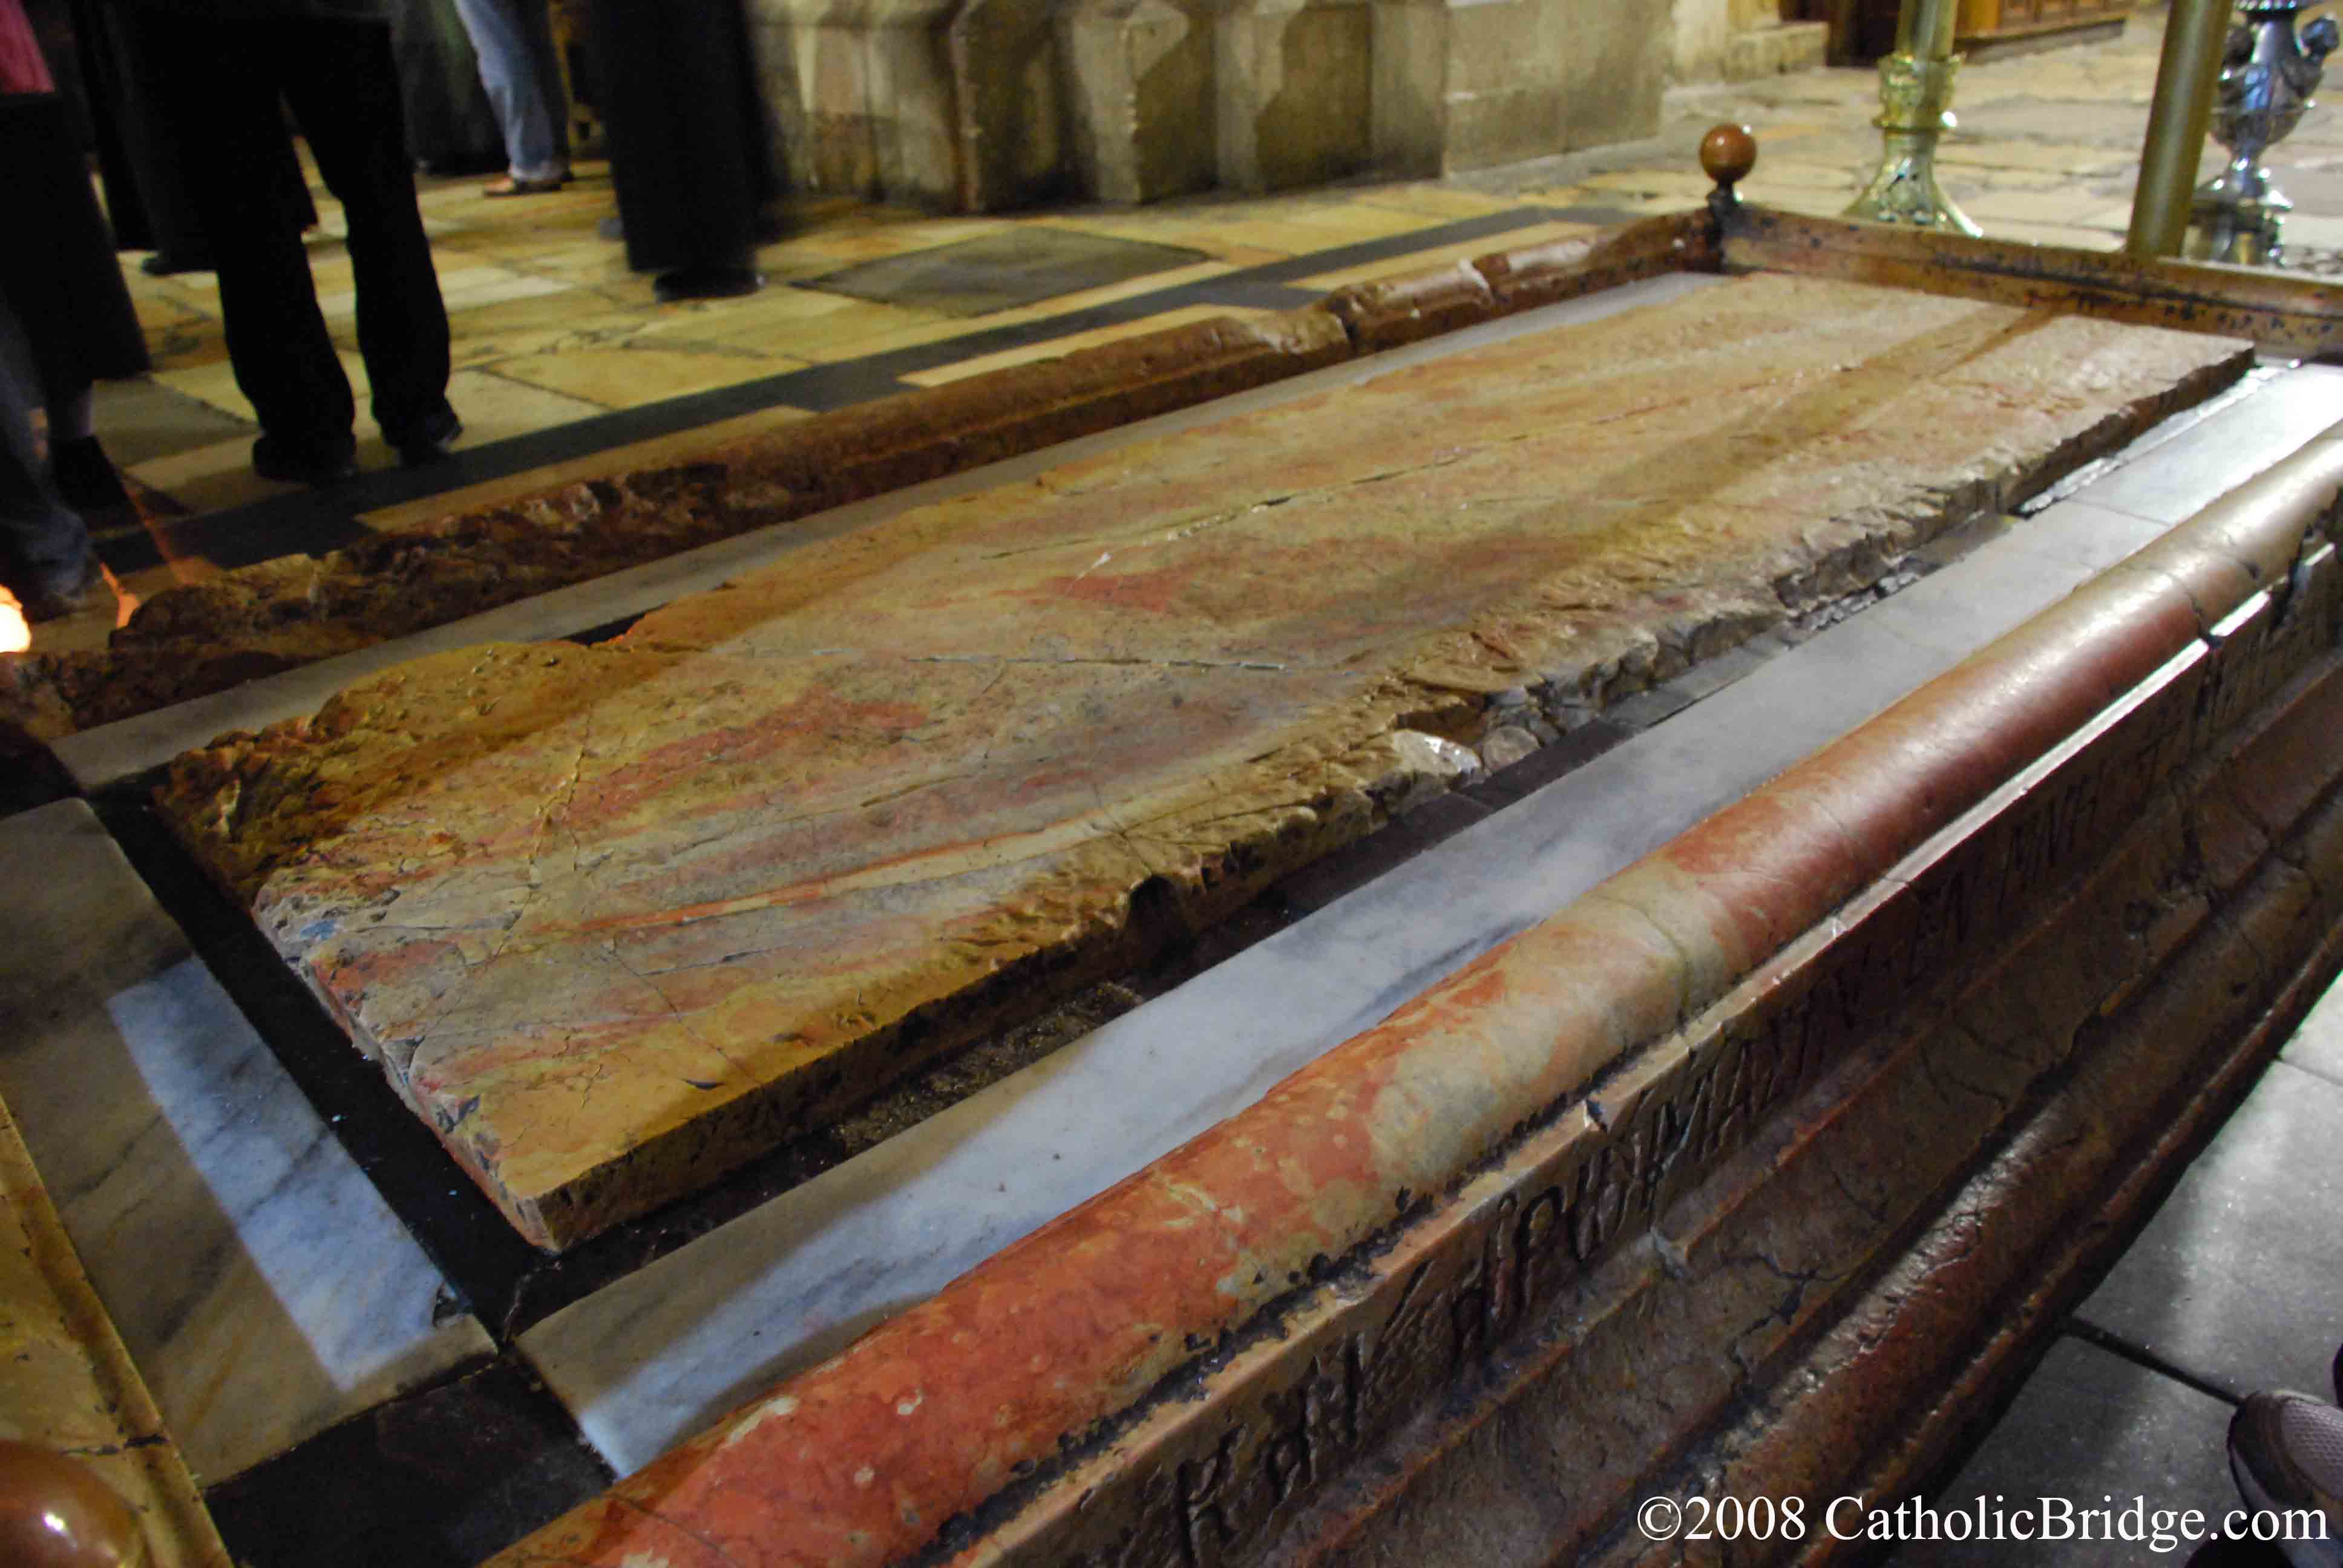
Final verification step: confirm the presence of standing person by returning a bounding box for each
[589,0,771,301]
[68,0,318,273]
[0,290,100,620]
[1,0,142,550]
[105,0,461,483]
[446,0,569,194]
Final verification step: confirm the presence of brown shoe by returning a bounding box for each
[483,172,568,197]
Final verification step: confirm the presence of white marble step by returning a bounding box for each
[0,800,493,1484]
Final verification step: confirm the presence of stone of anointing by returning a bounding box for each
[159,275,2250,1248]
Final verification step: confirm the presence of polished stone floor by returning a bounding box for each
[22,2,2343,665]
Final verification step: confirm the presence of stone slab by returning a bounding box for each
[1888,1338,2241,1568]
[797,230,1213,317]
[157,275,2249,1250]
[516,445,2248,1477]
[0,800,493,1483]
[2077,1059,2343,1403]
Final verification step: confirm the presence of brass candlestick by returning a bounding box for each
[1846,0,1982,235]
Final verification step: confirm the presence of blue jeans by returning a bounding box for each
[449,0,568,180]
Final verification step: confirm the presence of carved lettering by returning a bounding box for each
[1176,1431,1242,1568]
[1451,1195,1518,1367]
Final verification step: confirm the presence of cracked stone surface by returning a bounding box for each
[156,273,2248,1249]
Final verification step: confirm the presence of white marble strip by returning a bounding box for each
[2070,362,2343,524]
[54,273,1727,793]
[0,802,493,1485]
[515,379,2310,1474]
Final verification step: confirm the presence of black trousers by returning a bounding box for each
[0,290,92,598]
[590,0,771,275]
[125,10,451,454]
[0,92,148,407]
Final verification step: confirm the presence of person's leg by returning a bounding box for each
[128,11,357,474]
[41,382,130,515]
[278,16,456,454]
[0,295,97,618]
[448,0,564,183]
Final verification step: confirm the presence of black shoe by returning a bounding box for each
[252,434,358,487]
[388,405,463,468]
[654,266,762,303]
[48,437,132,514]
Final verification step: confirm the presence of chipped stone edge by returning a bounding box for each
[478,464,2343,1563]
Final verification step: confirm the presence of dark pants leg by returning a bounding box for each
[130,12,355,457]
[592,0,768,275]
[0,293,93,603]
[277,17,453,442]
[125,12,450,456]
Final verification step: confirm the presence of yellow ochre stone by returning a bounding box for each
[158,275,2250,1249]
[0,1098,230,1566]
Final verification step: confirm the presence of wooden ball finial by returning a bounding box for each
[1700,123,1758,192]
[0,1442,140,1567]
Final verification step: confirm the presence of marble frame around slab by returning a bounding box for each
[516,370,2343,1475]
[0,801,494,1485]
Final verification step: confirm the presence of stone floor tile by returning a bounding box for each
[487,344,805,408]
[2077,1061,2343,1403]
[0,801,492,1484]
[441,366,614,439]
[1888,1337,2243,1568]
[91,375,256,469]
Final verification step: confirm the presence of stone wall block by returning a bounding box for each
[947,0,1072,209]
[1059,0,1217,204]
[1367,0,1444,178]
[869,15,969,203]
[1215,0,1374,192]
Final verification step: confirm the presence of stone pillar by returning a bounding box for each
[1216,0,1378,193]
[1672,0,1734,82]
[1059,0,1217,204]
[949,0,1075,209]
[1366,0,1668,180]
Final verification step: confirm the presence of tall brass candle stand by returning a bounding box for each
[1846,0,1982,235]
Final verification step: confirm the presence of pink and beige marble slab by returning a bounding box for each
[159,273,2249,1249]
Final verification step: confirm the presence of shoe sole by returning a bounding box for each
[2229,1439,2343,1568]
